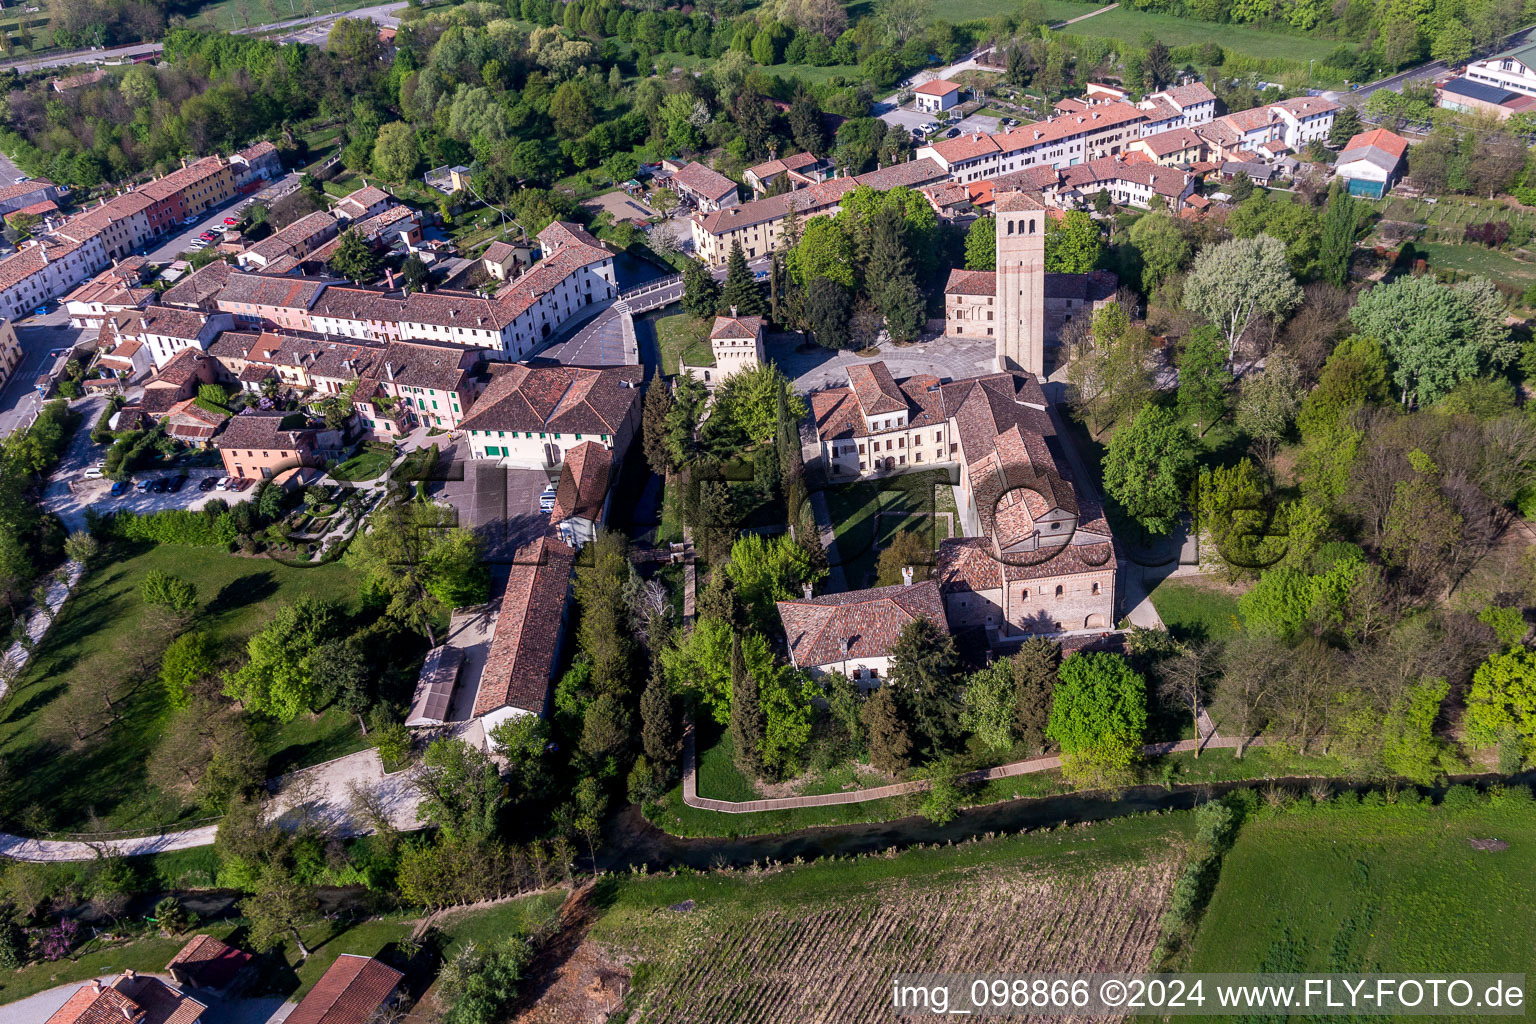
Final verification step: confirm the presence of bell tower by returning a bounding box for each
[994,191,1046,376]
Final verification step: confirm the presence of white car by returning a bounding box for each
[83,466,104,479]
[216,476,233,490]
[538,486,558,514]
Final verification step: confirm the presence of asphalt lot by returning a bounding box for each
[433,455,553,558]
[144,173,300,265]
[0,316,90,436]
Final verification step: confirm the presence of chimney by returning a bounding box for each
[92,980,102,994]
[730,305,737,317]
[802,583,813,599]
[123,970,135,980]
[385,361,394,381]
[902,566,913,587]
[386,267,395,289]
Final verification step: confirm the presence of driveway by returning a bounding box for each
[0,977,117,1024]
[434,458,552,557]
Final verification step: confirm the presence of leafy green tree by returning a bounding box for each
[1297,335,1391,438]
[1010,639,1059,752]
[1225,192,1323,278]
[640,667,680,767]
[1381,677,1462,783]
[1349,274,1515,405]
[239,866,317,955]
[641,377,674,477]
[961,661,1016,751]
[141,570,197,613]
[729,635,768,776]
[788,216,855,288]
[1127,212,1192,299]
[682,259,721,319]
[578,692,631,772]
[1175,325,1231,435]
[711,364,808,446]
[964,216,996,270]
[1046,652,1148,785]
[1236,352,1304,464]
[1043,210,1102,273]
[804,277,851,348]
[721,241,766,316]
[327,229,381,284]
[421,529,490,607]
[874,528,936,587]
[1317,181,1359,288]
[887,616,963,758]
[371,121,419,181]
[725,532,826,631]
[1184,234,1303,359]
[1066,303,1155,436]
[160,631,214,709]
[789,88,827,155]
[223,597,340,721]
[1103,405,1196,535]
[400,253,430,294]
[350,501,482,646]
[1479,605,1527,648]
[413,738,506,843]
[1237,550,1362,640]
[1466,645,1536,749]
[1193,459,1276,579]
[1328,105,1362,148]
[861,683,913,774]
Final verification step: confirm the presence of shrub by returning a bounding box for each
[1440,784,1481,810]
[102,508,238,548]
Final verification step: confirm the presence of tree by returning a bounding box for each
[1236,351,1304,464]
[1046,652,1147,785]
[63,531,98,566]
[223,597,339,721]
[1465,645,1536,749]
[1127,212,1191,299]
[160,630,215,709]
[350,501,485,646]
[965,216,996,271]
[1103,405,1196,535]
[413,738,506,843]
[961,661,1016,751]
[328,229,381,284]
[1183,234,1302,360]
[1381,677,1461,783]
[640,668,680,768]
[682,259,721,319]
[240,866,317,956]
[710,364,808,448]
[729,635,768,776]
[1327,105,1362,148]
[861,684,913,773]
[1316,180,1358,289]
[371,121,418,181]
[1158,640,1213,757]
[721,241,766,316]
[578,692,630,770]
[1175,325,1231,435]
[1144,39,1175,89]
[887,616,962,758]
[788,216,855,288]
[804,277,851,348]
[788,88,827,155]
[641,377,674,477]
[421,529,490,608]
[875,528,936,587]
[725,532,825,630]
[1066,302,1155,436]
[1350,274,1515,405]
[310,637,371,730]
[1043,210,1102,273]
[400,253,429,294]
[141,570,197,613]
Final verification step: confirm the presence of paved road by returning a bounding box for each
[0,1,408,74]
[1330,24,1536,103]
[0,316,86,436]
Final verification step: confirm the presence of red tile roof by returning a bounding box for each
[551,439,612,523]
[848,361,907,416]
[474,535,575,717]
[459,363,642,435]
[166,934,253,990]
[944,268,995,297]
[286,956,402,1024]
[1342,128,1409,160]
[46,974,206,1024]
[710,313,762,340]
[670,161,739,203]
[776,580,947,667]
[914,78,962,96]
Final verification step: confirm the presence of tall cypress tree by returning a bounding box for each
[640,667,681,769]
[1317,181,1359,289]
[722,241,766,317]
[729,635,767,776]
[868,208,925,343]
[861,685,913,774]
[641,375,674,476]
[682,258,721,319]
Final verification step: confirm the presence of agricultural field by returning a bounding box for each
[587,812,1193,1023]
[1055,6,1341,70]
[1186,794,1536,988]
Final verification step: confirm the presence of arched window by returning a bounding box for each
[1007,219,1015,235]
[1028,217,1036,234]
[1054,585,1063,598]
[1022,589,1029,600]
[1091,582,1100,595]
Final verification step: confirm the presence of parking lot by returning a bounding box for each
[431,453,556,558]
[69,466,255,517]
[882,107,1005,143]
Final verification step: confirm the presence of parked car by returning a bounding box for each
[31,306,48,316]
[945,127,961,138]
[151,477,170,493]
[1001,117,1018,126]
[223,216,239,225]
[539,486,558,514]
[198,476,219,492]
[215,476,232,490]
[168,474,188,493]
[232,477,254,491]
[83,466,104,479]
[199,231,217,241]
[110,480,129,497]
[135,478,153,492]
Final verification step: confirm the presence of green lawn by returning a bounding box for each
[1187,794,1536,994]
[1416,242,1536,288]
[330,449,394,482]
[1147,577,1242,644]
[0,544,364,832]
[651,311,714,376]
[0,928,234,1006]
[1058,6,1341,68]
[822,469,954,589]
[930,0,1085,24]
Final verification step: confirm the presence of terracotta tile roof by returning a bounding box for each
[0,178,55,202]
[692,159,944,236]
[46,974,206,1024]
[811,370,947,441]
[213,411,313,452]
[937,535,1115,591]
[995,189,1047,211]
[1341,128,1409,160]
[474,535,575,717]
[1137,128,1205,157]
[216,272,328,310]
[926,131,1001,164]
[945,268,995,296]
[930,102,1147,166]
[0,239,81,291]
[709,313,762,340]
[139,157,227,202]
[921,181,971,208]
[914,78,962,96]
[1061,156,1194,199]
[483,240,518,263]
[1138,97,1182,125]
[309,284,405,323]
[162,261,234,309]
[286,955,402,1024]
[670,161,739,203]
[126,305,214,341]
[1157,82,1216,108]
[166,934,253,990]
[491,223,612,318]
[365,340,471,392]
[333,185,390,219]
[459,363,641,434]
[551,439,612,522]
[848,361,907,416]
[776,580,947,667]
[8,198,57,218]
[237,140,277,160]
[1270,95,1339,117]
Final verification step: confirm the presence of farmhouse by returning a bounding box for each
[913,78,963,114]
[1334,128,1410,199]
[776,578,949,685]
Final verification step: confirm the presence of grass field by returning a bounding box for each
[652,312,714,376]
[930,0,1084,23]
[596,811,1193,1022]
[1057,6,1341,68]
[821,469,956,589]
[0,543,363,832]
[1187,795,1536,994]
[330,448,394,482]
[1148,577,1242,644]
[1416,242,1536,288]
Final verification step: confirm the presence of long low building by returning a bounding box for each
[689,159,947,265]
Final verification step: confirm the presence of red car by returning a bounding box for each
[223,216,239,225]
[199,231,217,241]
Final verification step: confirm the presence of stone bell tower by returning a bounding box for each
[994,190,1046,377]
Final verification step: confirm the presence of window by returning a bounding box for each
[1055,585,1063,598]
[1091,582,1101,595]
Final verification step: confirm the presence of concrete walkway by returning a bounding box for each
[680,724,1247,814]
[0,559,82,705]
[0,748,421,863]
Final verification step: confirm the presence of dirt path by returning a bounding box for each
[510,885,629,1024]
